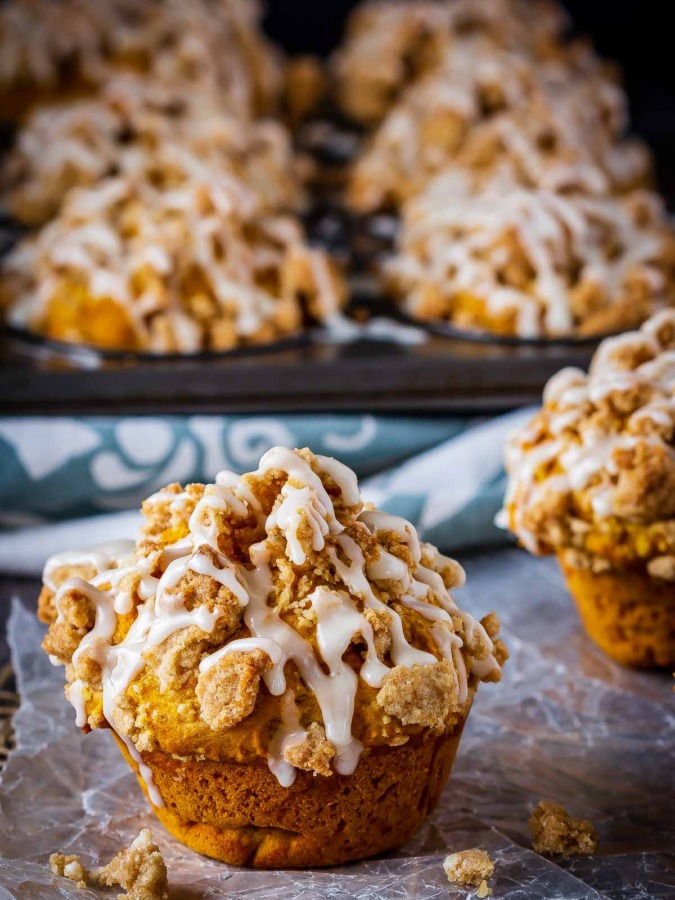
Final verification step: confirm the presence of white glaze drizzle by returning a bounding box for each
[43,539,135,592]
[266,484,330,564]
[267,689,307,788]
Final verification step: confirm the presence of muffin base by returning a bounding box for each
[114,718,467,868]
[559,556,675,669]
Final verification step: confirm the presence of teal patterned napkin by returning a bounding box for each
[0,410,533,572]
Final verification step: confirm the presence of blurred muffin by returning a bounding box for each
[39,447,507,867]
[347,39,650,213]
[2,151,344,353]
[503,311,675,667]
[0,0,281,121]
[1,70,308,226]
[331,0,568,126]
[385,174,675,339]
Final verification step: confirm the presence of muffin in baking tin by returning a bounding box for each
[347,38,650,214]
[385,174,675,340]
[1,70,308,227]
[332,0,674,342]
[2,153,344,354]
[503,310,675,667]
[39,447,507,867]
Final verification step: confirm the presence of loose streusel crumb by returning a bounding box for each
[443,848,495,888]
[529,801,598,857]
[49,853,88,889]
[93,829,168,900]
[49,830,168,900]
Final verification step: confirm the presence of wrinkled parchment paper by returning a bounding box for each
[1,549,673,899]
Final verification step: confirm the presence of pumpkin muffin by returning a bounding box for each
[1,69,307,226]
[1,145,344,353]
[385,174,675,339]
[331,0,568,126]
[0,0,281,121]
[502,310,675,667]
[39,447,507,867]
[347,38,650,213]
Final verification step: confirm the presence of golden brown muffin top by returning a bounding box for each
[386,175,675,339]
[40,447,506,803]
[503,311,675,573]
[2,146,343,353]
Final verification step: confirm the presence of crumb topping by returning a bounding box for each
[40,447,505,802]
[376,660,458,727]
[196,647,272,730]
[443,848,495,888]
[504,311,675,570]
[93,829,169,900]
[49,829,168,900]
[283,721,336,777]
[386,175,675,339]
[529,801,598,857]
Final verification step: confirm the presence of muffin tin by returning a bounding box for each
[0,302,595,414]
[0,145,598,417]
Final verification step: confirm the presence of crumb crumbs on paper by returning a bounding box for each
[49,829,168,899]
[443,848,494,893]
[48,853,88,889]
[529,800,598,857]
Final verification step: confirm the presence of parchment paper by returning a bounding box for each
[1,549,673,899]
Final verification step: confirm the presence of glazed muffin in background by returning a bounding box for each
[385,176,675,339]
[331,0,567,126]
[1,152,344,353]
[1,69,309,227]
[39,447,507,867]
[502,311,675,668]
[347,38,651,214]
[0,0,282,121]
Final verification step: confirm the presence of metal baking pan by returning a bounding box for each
[0,185,597,416]
[0,303,595,415]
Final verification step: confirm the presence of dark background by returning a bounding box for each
[264,0,675,204]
